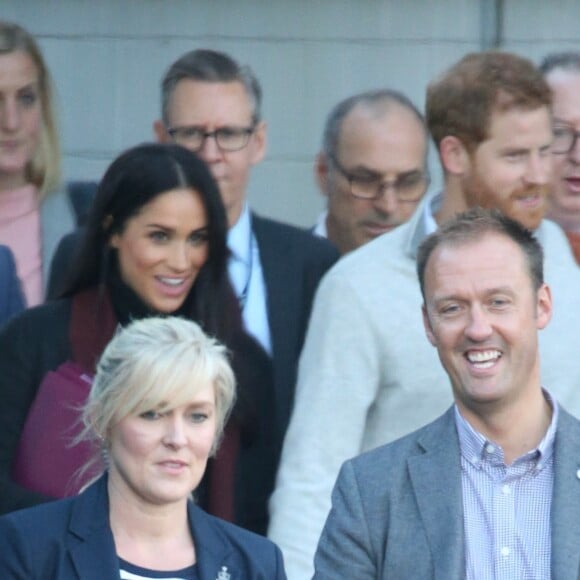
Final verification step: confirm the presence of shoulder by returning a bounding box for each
[0,493,76,544]
[190,505,285,573]
[345,409,455,486]
[0,245,16,278]
[1,298,71,337]
[252,214,338,261]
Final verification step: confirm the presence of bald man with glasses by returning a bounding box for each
[313,89,429,255]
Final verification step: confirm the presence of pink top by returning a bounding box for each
[0,184,42,307]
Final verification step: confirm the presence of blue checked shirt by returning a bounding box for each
[454,394,558,580]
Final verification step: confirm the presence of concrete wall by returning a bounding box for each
[4,1,580,226]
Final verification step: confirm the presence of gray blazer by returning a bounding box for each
[314,406,580,579]
[39,187,76,292]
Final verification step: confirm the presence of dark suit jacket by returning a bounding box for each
[0,474,287,579]
[251,214,338,443]
[0,245,25,328]
[48,215,339,446]
[314,406,580,579]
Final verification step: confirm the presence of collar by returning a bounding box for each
[454,390,558,471]
[313,210,328,238]
[227,204,252,265]
[422,191,442,235]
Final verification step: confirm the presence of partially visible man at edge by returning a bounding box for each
[541,51,580,263]
[269,51,580,580]
[313,89,429,254]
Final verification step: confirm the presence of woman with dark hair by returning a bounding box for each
[0,143,275,534]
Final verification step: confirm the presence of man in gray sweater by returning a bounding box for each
[269,51,580,580]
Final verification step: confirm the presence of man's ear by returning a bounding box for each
[315,152,331,198]
[422,304,437,347]
[439,135,470,176]
[250,120,267,165]
[154,119,171,143]
[536,283,553,330]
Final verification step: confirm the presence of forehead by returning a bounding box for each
[546,70,580,123]
[167,79,253,125]
[129,187,206,221]
[0,50,39,89]
[480,105,552,148]
[424,233,529,297]
[338,103,426,170]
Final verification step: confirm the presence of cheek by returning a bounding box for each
[118,242,158,276]
[23,108,43,142]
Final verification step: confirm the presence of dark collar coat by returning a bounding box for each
[0,474,286,579]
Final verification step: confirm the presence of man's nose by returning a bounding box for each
[465,305,493,342]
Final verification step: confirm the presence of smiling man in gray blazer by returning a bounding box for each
[313,208,580,579]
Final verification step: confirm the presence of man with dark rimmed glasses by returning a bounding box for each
[313,89,429,255]
[154,48,338,535]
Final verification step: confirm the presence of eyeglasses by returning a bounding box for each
[552,123,580,155]
[167,125,255,152]
[330,154,428,202]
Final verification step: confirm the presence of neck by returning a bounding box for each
[107,475,193,567]
[458,387,552,465]
[546,206,580,233]
[227,203,244,229]
[433,178,469,226]
[108,477,189,540]
[325,214,350,255]
[0,172,29,192]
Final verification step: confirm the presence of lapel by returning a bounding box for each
[66,476,120,580]
[407,408,465,579]
[40,188,75,289]
[251,214,299,360]
[189,503,241,580]
[405,191,440,259]
[551,408,580,580]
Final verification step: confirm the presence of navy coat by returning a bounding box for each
[0,245,25,328]
[0,475,287,579]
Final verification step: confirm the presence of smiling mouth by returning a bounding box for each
[158,277,186,287]
[465,349,502,369]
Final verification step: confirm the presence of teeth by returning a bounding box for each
[466,350,501,365]
[159,278,184,286]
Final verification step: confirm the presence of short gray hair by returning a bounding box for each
[80,316,236,466]
[322,89,427,160]
[161,48,262,125]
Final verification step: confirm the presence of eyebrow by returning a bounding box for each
[145,224,209,233]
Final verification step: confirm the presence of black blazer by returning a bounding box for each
[0,474,287,579]
[251,214,338,443]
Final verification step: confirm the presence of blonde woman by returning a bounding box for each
[0,316,286,579]
[0,21,75,306]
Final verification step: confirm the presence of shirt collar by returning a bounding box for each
[454,390,559,470]
[422,191,442,235]
[313,210,328,238]
[227,204,252,265]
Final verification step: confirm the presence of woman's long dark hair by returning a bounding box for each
[62,142,240,343]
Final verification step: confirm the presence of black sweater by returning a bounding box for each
[0,290,276,534]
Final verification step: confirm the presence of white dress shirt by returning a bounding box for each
[227,205,272,354]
